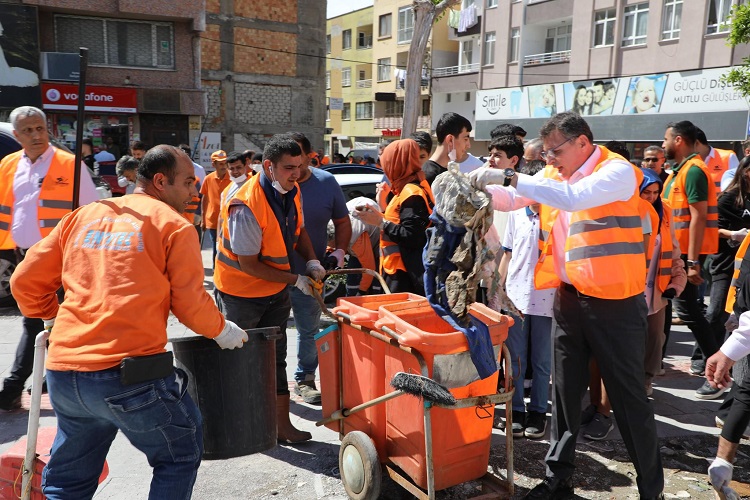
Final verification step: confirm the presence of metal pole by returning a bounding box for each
[72,47,88,211]
[21,331,50,500]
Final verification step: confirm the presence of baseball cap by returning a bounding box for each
[211,150,227,161]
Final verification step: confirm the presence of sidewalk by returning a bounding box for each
[0,248,747,498]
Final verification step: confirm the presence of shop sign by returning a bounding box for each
[42,82,137,113]
[381,128,401,137]
[329,97,343,111]
[198,132,222,170]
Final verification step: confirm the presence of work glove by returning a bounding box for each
[725,312,739,332]
[730,228,749,242]
[468,167,507,190]
[305,259,327,280]
[324,249,346,270]
[295,275,319,296]
[214,320,248,349]
[43,318,55,333]
[708,457,733,492]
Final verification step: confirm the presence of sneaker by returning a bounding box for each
[0,390,22,411]
[294,381,322,405]
[511,410,526,438]
[582,412,614,441]
[690,359,706,376]
[524,411,547,439]
[695,380,729,400]
[493,411,506,430]
[580,403,597,426]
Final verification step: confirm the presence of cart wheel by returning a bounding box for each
[339,431,381,500]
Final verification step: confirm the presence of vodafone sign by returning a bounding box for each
[42,83,137,113]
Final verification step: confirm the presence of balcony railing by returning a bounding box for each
[356,79,372,88]
[374,115,431,130]
[432,63,480,77]
[523,50,571,66]
[396,78,430,90]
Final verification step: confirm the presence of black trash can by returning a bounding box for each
[171,327,281,459]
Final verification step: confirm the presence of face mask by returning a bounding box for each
[252,163,262,174]
[232,173,247,184]
[268,167,289,194]
[448,141,457,162]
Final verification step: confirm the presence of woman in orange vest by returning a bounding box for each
[354,139,434,295]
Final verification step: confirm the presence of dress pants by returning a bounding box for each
[545,284,663,497]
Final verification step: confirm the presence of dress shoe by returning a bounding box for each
[524,476,574,499]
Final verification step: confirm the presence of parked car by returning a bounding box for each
[345,149,379,162]
[322,163,382,176]
[0,122,111,307]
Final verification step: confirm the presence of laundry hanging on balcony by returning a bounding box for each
[447,9,460,29]
[458,4,478,33]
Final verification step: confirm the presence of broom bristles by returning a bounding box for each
[390,372,456,406]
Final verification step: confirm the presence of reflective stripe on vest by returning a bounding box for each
[380,181,434,275]
[706,148,734,191]
[663,155,719,255]
[213,174,302,298]
[535,146,646,299]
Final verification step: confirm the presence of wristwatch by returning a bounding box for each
[686,259,700,268]
[502,168,516,187]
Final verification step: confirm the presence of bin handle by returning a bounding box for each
[245,327,282,341]
[325,268,391,295]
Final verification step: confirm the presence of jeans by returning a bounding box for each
[291,287,321,384]
[505,314,552,413]
[43,367,202,500]
[673,255,720,360]
[216,288,291,395]
[205,228,217,268]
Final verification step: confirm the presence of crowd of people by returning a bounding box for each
[2,103,750,499]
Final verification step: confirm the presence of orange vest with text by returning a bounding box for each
[705,148,735,192]
[213,174,302,298]
[663,154,718,255]
[0,149,77,250]
[535,147,646,299]
[381,180,434,275]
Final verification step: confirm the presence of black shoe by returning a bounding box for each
[511,410,526,438]
[294,381,321,405]
[524,411,547,439]
[690,359,706,376]
[524,476,574,500]
[695,380,729,400]
[0,389,22,411]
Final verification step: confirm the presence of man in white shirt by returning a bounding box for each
[0,106,99,411]
[469,112,663,499]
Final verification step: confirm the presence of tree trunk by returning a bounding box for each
[401,0,460,139]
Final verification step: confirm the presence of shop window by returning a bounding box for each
[55,15,174,69]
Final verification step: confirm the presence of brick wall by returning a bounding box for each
[204,81,223,124]
[235,83,291,126]
[202,25,221,71]
[233,28,296,77]
[234,0,297,23]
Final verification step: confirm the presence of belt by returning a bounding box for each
[560,282,592,298]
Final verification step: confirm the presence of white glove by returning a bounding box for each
[295,274,317,296]
[330,249,346,268]
[43,318,55,332]
[214,320,248,349]
[468,167,507,190]
[305,259,326,280]
[708,457,733,492]
[730,228,749,242]
[725,312,739,332]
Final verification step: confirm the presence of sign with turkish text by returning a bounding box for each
[198,132,222,170]
[42,83,137,113]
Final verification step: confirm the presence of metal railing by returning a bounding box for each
[523,50,571,66]
[432,62,480,77]
[356,79,372,88]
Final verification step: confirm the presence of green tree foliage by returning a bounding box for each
[723,3,750,96]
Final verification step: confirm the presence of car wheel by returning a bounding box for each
[0,251,17,308]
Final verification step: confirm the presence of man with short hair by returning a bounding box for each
[288,132,351,405]
[0,106,99,411]
[490,123,527,141]
[213,134,324,443]
[662,120,723,399]
[10,145,247,498]
[695,128,739,193]
[470,112,664,499]
[642,146,669,183]
[524,138,543,162]
[200,150,231,266]
[590,81,607,115]
[422,112,473,186]
[221,151,250,209]
[130,141,147,160]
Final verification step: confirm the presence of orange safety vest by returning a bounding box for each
[642,199,676,293]
[725,232,750,314]
[535,146,646,299]
[0,149,77,250]
[663,154,718,255]
[182,178,201,224]
[380,180,434,275]
[213,174,302,298]
[705,148,735,192]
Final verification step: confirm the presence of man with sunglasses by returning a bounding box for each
[642,146,669,183]
[470,112,663,500]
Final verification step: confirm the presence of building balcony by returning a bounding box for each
[373,115,431,129]
[523,50,571,66]
[356,79,372,88]
[432,62,480,78]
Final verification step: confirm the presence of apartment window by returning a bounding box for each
[487,0,498,7]
[483,32,496,66]
[384,100,404,117]
[342,103,351,121]
[326,71,330,90]
[326,34,331,53]
[707,0,740,34]
[341,68,351,87]
[509,28,520,62]
[422,99,430,116]
[398,6,414,44]
[662,0,683,40]
[622,3,649,46]
[593,9,616,47]
[460,40,474,71]
[326,106,330,121]
[379,14,392,38]
[359,70,366,81]
[358,31,372,49]
[377,58,391,81]
[342,29,352,50]
[356,102,373,120]
[55,15,174,69]
[545,24,572,52]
